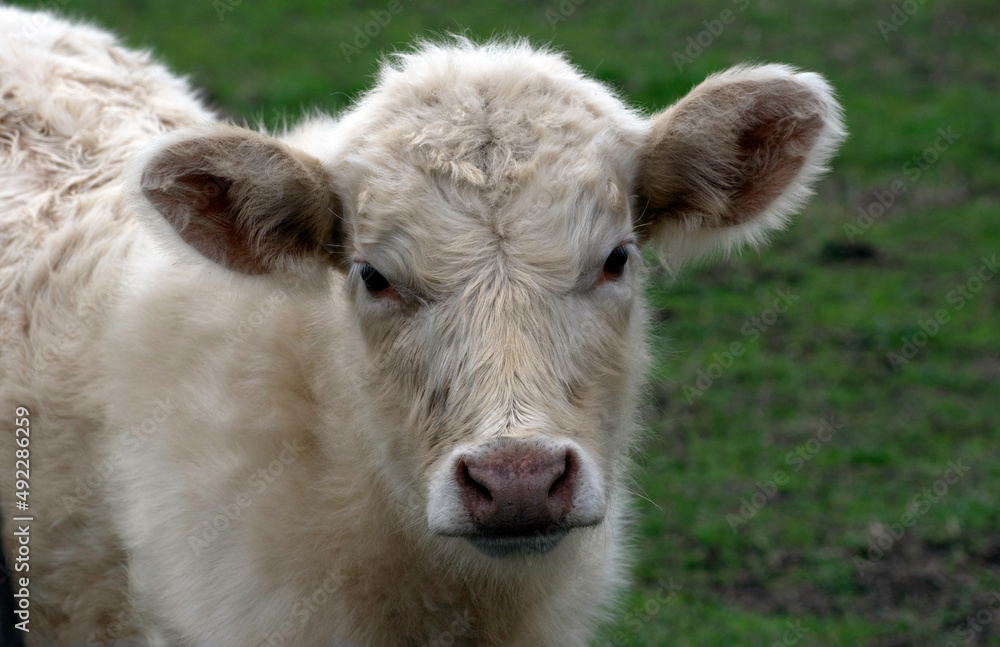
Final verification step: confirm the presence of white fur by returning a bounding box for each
[0,8,843,646]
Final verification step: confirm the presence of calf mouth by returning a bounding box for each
[463,528,570,558]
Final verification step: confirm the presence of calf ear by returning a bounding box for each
[135,124,346,275]
[635,64,845,273]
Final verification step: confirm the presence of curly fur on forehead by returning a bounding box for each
[337,38,647,195]
[312,38,649,297]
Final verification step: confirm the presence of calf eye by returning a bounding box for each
[359,264,391,293]
[602,246,629,277]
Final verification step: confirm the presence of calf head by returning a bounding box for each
[131,42,843,560]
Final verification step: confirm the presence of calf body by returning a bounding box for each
[0,7,844,646]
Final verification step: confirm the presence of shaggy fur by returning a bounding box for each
[0,7,845,646]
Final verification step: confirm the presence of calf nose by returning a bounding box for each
[456,444,578,533]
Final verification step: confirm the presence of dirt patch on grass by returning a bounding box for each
[819,241,883,264]
[707,532,1000,644]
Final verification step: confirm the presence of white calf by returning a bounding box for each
[0,7,844,646]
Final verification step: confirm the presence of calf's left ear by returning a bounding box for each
[134,124,346,275]
[635,64,846,272]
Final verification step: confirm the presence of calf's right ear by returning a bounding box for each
[131,124,347,275]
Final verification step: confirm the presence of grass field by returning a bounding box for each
[8,0,999,644]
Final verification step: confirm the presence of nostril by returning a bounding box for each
[457,460,493,504]
[548,463,569,499]
[547,450,577,513]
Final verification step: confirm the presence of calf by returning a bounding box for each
[0,7,844,646]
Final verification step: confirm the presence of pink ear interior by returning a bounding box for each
[140,127,343,274]
[727,80,825,222]
[637,73,831,232]
[144,169,270,273]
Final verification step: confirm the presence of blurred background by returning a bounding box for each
[8,0,998,644]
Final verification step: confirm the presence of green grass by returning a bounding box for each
[9,0,999,644]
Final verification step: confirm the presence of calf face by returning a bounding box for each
[131,42,843,561]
